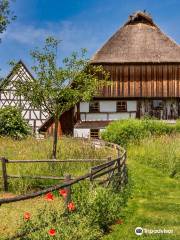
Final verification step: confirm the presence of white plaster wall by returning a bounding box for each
[100,101,116,112]
[36,120,43,127]
[80,114,86,121]
[130,112,136,118]
[109,113,130,120]
[86,113,107,121]
[74,128,90,138]
[127,101,137,111]
[80,102,89,112]
[74,128,106,139]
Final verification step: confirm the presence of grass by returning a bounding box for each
[0,135,179,239]
[103,135,180,240]
[0,136,116,193]
[0,192,65,239]
[0,137,118,239]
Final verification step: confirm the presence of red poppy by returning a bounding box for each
[24,212,31,221]
[67,201,75,211]
[116,219,123,225]
[59,189,68,198]
[48,229,56,236]
[45,192,54,201]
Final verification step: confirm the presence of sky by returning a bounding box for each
[1,0,180,77]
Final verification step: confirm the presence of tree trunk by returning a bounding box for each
[52,113,59,159]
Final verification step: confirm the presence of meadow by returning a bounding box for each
[0,137,121,240]
[103,134,180,240]
[0,127,179,239]
[0,136,116,193]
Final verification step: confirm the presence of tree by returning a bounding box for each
[13,37,109,158]
[0,0,16,42]
[0,106,31,139]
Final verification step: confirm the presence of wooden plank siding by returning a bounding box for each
[96,63,180,98]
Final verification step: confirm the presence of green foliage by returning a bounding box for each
[0,106,31,139]
[0,0,16,41]
[14,180,131,240]
[72,182,130,232]
[0,137,116,193]
[101,119,179,146]
[128,135,180,179]
[13,37,109,116]
[175,119,180,132]
[12,36,109,158]
[103,135,180,240]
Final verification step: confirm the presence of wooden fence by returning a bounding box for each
[0,140,127,205]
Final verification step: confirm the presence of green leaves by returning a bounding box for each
[101,119,178,146]
[0,106,31,139]
[13,37,109,118]
[0,0,16,41]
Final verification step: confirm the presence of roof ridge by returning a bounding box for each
[91,12,180,63]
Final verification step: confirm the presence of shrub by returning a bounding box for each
[14,180,131,240]
[175,119,180,132]
[101,119,177,146]
[101,119,147,146]
[72,183,127,231]
[0,106,31,139]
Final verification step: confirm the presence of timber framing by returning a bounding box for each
[0,60,49,134]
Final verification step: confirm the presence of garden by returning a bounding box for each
[0,136,128,240]
[0,112,180,239]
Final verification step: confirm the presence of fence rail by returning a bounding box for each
[0,140,127,205]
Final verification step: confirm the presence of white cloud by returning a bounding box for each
[3,21,103,58]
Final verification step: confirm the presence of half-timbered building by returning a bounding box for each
[73,11,180,138]
[0,60,49,134]
[39,11,180,139]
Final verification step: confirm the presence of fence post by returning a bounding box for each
[1,157,8,192]
[123,152,128,184]
[64,174,71,206]
[107,156,111,162]
[120,153,126,186]
[117,147,120,158]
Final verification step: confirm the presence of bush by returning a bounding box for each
[101,119,177,146]
[14,180,131,240]
[0,106,31,139]
[175,119,180,132]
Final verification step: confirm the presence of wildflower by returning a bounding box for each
[67,201,75,211]
[45,192,54,201]
[24,212,31,221]
[59,189,68,198]
[48,229,56,236]
[116,219,123,224]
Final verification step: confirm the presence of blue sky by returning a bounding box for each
[1,0,180,77]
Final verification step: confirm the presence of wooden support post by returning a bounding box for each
[117,148,120,158]
[1,157,8,192]
[64,174,71,206]
[107,156,111,162]
[117,157,121,174]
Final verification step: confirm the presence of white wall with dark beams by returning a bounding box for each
[0,63,49,134]
[74,100,137,138]
[79,100,137,121]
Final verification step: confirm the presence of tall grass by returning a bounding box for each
[0,137,116,193]
[128,135,180,179]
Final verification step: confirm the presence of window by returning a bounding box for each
[90,129,99,139]
[116,101,127,112]
[152,100,164,110]
[89,101,100,113]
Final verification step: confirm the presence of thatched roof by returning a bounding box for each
[91,11,180,63]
